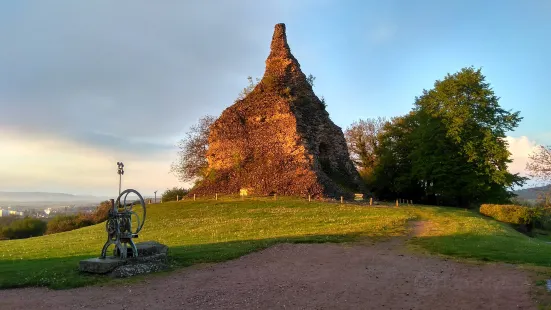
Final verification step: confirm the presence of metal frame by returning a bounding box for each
[100,189,147,259]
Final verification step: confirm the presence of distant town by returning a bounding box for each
[0,191,157,220]
[0,202,101,219]
[0,191,109,219]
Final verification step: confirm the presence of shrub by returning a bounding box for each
[480,204,546,233]
[480,204,538,224]
[162,187,189,202]
[535,212,551,230]
[0,216,18,227]
[91,200,112,223]
[0,201,114,238]
[0,217,47,240]
[45,200,115,235]
[46,215,86,235]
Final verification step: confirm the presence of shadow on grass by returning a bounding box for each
[0,233,361,290]
[410,232,551,267]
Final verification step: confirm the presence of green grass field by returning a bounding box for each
[1,197,551,289]
[410,207,551,265]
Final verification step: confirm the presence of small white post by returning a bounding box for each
[193,194,196,201]
[370,197,373,206]
[215,193,218,200]
[340,196,343,204]
[177,195,179,201]
[308,195,311,202]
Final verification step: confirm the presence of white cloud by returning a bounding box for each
[0,1,306,151]
[0,129,183,196]
[505,136,539,175]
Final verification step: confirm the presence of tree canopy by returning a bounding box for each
[369,67,525,206]
[527,145,551,183]
[344,117,387,183]
[171,115,216,183]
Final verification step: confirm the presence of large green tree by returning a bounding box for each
[412,67,525,205]
[371,67,526,206]
[371,113,422,201]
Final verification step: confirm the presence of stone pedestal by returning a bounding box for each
[79,241,169,278]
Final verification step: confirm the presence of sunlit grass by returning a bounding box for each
[3,198,551,290]
[0,197,414,289]
[409,205,551,266]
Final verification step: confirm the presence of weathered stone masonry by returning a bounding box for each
[191,23,365,199]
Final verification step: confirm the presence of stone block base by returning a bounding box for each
[79,241,169,278]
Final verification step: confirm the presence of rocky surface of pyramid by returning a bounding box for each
[191,23,365,199]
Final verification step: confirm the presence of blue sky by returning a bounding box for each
[0,1,549,196]
[286,0,550,142]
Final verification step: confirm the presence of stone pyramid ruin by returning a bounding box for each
[191,23,366,199]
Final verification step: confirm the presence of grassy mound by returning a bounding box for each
[410,206,551,264]
[1,198,551,290]
[0,198,413,289]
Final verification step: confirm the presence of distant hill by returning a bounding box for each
[0,191,156,203]
[513,185,551,201]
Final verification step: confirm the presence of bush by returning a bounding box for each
[535,212,551,230]
[91,200,112,223]
[0,216,18,227]
[162,187,189,202]
[45,200,114,235]
[480,204,546,233]
[480,204,538,224]
[46,215,87,235]
[0,217,47,240]
[0,201,114,238]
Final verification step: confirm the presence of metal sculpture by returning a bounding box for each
[100,189,147,259]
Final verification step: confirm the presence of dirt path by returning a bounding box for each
[0,227,536,310]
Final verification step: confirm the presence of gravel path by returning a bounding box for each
[0,238,535,310]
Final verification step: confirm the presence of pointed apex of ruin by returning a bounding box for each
[270,23,288,51]
[268,23,293,60]
[264,23,303,82]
